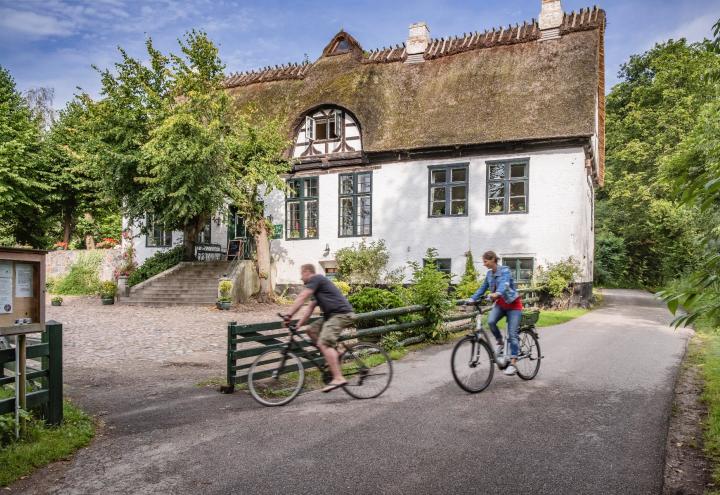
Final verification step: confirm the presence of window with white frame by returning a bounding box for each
[306,110,342,141]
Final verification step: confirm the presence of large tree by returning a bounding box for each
[89,31,291,299]
[596,36,720,287]
[89,32,239,260]
[0,65,47,246]
[229,115,291,302]
[658,18,720,325]
[42,96,118,248]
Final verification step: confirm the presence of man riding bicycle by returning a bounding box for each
[283,264,355,393]
[466,250,523,376]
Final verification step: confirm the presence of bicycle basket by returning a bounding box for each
[521,309,540,326]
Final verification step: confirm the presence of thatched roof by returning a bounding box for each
[226,6,605,181]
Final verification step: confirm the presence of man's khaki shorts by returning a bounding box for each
[307,312,356,346]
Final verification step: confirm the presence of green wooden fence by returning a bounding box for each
[223,289,540,393]
[0,322,63,425]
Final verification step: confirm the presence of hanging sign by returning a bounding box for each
[272,224,283,239]
[15,264,33,298]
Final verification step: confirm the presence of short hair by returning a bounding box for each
[482,250,498,262]
[301,263,316,274]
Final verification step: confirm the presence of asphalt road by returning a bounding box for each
[12,289,691,495]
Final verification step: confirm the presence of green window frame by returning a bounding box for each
[502,257,534,285]
[286,177,319,240]
[424,258,452,276]
[428,164,469,217]
[487,159,529,215]
[145,213,172,247]
[338,172,372,237]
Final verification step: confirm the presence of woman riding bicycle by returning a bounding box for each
[466,251,523,376]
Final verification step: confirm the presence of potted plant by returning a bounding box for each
[51,296,63,307]
[100,281,117,305]
[217,279,233,310]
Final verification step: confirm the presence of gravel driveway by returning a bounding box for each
[9,290,691,494]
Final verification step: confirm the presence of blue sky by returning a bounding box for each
[1,0,718,110]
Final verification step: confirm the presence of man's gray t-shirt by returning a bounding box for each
[305,275,353,320]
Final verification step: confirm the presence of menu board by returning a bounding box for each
[0,261,11,314]
[15,264,33,298]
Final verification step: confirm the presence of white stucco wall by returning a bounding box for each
[122,147,595,287]
[267,147,595,285]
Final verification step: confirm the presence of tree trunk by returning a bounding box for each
[84,212,95,249]
[62,207,74,247]
[182,215,204,261]
[254,219,274,303]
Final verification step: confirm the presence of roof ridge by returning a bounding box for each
[224,5,605,87]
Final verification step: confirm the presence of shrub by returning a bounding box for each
[218,280,233,302]
[51,296,63,304]
[128,246,183,286]
[53,251,103,295]
[332,280,351,297]
[336,240,390,285]
[99,281,117,298]
[406,248,453,340]
[536,257,581,299]
[349,287,405,328]
[455,250,481,298]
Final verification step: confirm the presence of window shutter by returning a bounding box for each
[305,116,314,140]
[334,110,342,135]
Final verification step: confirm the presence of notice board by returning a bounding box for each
[0,248,46,332]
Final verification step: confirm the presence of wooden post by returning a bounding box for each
[46,321,63,426]
[221,322,237,394]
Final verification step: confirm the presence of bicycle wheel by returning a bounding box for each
[451,336,494,393]
[516,329,541,380]
[341,343,393,399]
[247,349,304,406]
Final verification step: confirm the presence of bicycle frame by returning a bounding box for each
[278,322,356,380]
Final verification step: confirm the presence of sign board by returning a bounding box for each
[226,239,244,260]
[0,248,46,332]
[272,224,283,239]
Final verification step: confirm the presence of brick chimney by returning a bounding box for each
[405,22,429,64]
[539,0,563,40]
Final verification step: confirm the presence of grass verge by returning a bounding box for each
[0,401,95,487]
[692,323,720,490]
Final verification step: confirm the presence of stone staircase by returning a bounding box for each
[122,261,232,306]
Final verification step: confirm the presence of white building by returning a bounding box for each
[129,0,606,298]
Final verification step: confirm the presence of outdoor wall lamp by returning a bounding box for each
[323,243,330,256]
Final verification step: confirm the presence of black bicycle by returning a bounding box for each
[451,301,542,393]
[247,314,393,406]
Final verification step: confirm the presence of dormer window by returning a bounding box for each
[306,110,342,142]
[295,106,362,158]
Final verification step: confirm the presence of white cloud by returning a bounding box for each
[668,12,719,42]
[0,8,74,37]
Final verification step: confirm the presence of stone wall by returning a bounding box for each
[46,249,123,282]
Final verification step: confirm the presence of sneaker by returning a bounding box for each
[503,364,517,376]
[494,343,504,356]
